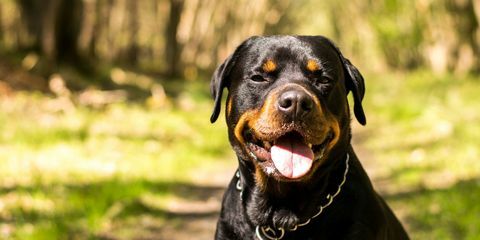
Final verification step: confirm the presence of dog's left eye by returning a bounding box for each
[250,75,268,83]
[316,76,332,84]
[311,72,333,85]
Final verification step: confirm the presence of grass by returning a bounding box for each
[359,71,480,239]
[362,71,480,186]
[0,70,479,239]
[386,179,480,239]
[0,82,234,239]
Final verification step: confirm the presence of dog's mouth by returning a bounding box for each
[243,128,334,180]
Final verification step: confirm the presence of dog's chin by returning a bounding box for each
[242,128,334,182]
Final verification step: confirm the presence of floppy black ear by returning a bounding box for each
[322,37,366,125]
[342,57,366,125]
[210,54,235,123]
[210,38,254,123]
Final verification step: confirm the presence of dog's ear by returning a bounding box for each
[210,39,253,123]
[322,37,366,125]
[342,57,366,125]
[210,54,235,123]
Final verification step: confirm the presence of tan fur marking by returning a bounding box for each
[234,109,269,191]
[262,59,277,73]
[248,93,277,128]
[232,83,336,191]
[244,83,328,145]
[234,109,259,147]
[255,167,267,191]
[226,97,233,117]
[326,118,341,151]
[306,59,320,72]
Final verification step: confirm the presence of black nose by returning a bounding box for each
[277,89,314,119]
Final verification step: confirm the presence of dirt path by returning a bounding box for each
[147,167,234,240]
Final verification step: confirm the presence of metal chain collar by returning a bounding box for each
[235,153,350,240]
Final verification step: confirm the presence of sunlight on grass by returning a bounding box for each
[1,71,479,239]
[0,91,231,184]
[359,71,480,239]
[0,83,234,239]
[387,179,480,239]
[363,72,480,187]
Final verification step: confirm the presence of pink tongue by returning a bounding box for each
[270,136,314,179]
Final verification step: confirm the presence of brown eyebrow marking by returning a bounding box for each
[306,59,320,72]
[262,59,277,73]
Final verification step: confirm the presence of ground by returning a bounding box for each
[1,69,479,239]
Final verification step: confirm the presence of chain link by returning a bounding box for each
[285,153,350,234]
[235,153,350,240]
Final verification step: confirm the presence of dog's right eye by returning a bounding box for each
[250,75,268,83]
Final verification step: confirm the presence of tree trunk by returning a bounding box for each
[127,1,139,66]
[17,0,43,50]
[41,0,61,62]
[77,0,96,59]
[165,0,184,78]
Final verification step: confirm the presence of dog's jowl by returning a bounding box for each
[210,35,409,240]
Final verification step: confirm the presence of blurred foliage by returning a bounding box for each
[0,0,479,81]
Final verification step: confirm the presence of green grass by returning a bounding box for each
[386,179,480,240]
[359,71,480,239]
[361,71,480,185]
[0,71,479,239]
[0,82,234,239]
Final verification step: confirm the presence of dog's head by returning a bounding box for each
[210,36,365,183]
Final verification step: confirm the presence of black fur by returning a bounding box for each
[211,35,409,239]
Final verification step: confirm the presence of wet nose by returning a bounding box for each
[277,89,314,119]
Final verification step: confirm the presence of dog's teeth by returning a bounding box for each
[263,141,272,149]
[265,166,275,175]
[308,143,313,148]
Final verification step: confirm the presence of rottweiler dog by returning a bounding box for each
[210,35,409,240]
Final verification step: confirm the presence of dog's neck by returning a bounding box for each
[236,138,352,231]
